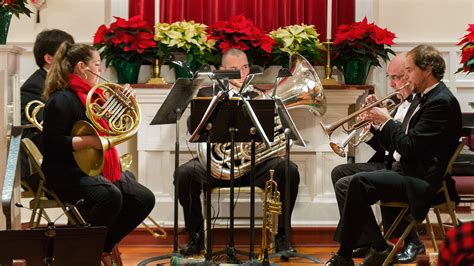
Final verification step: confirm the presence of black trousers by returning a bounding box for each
[333,168,417,249]
[176,157,300,236]
[55,171,155,252]
[331,162,419,243]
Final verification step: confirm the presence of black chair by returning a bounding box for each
[377,141,464,265]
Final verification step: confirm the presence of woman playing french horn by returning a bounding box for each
[42,42,155,266]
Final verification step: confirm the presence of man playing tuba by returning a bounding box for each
[176,48,301,256]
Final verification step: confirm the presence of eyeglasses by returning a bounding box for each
[386,74,405,81]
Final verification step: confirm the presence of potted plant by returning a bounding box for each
[207,15,275,67]
[332,17,396,85]
[93,15,156,84]
[154,20,214,78]
[457,23,474,74]
[269,23,324,67]
[0,0,32,44]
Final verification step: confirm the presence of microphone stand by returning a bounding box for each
[266,70,322,263]
[15,200,85,266]
[43,222,56,266]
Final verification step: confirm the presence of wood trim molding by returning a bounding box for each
[119,224,443,247]
[119,227,339,247]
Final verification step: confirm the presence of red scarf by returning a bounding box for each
[69,74,121,182]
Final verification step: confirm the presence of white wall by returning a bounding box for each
[357,0,474,113]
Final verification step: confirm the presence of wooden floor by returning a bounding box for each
[119,243,432,265]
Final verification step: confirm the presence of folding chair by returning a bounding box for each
[378,140,464,265]
[21,138,86,227]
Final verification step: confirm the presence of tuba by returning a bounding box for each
[71,82,140,176]
[196,53,326,180]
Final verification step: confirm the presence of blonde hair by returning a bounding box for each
[43,42,95,99]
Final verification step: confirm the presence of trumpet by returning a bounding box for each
[320,83,410,140]
[259,169,282,262]
[321,83,410,156]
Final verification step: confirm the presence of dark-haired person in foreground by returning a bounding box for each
[20,29,75,191]
[326,44,462,266]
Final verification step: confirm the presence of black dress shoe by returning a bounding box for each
[325,254,355,266]
[363,247,392,266]
[180,231,204,255]
[275,234,295,253]
[352,246,370,258]
[394,241,425,263]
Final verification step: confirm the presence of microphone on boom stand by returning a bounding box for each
[15,199,86,266]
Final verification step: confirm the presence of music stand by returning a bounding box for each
[268,100,322,264]
[142,78,203,264]
[190,98,274,264]
[0,226,107,266]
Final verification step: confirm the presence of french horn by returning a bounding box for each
[24,97,167,240]
[71,82,140,176]
[196,53,326,180]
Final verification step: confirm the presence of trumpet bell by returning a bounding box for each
[330,141,346,157]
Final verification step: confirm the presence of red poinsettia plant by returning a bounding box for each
[0,0,32,18]
[207,15,275,67]
[457,24,474,74]
[93,15,156,67]
[332,17,396,71]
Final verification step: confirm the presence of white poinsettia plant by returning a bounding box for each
[269,23,324,65]
[154,20,214,66]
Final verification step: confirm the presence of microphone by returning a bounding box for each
[15,198,85,226]
[164,53,194,79]
[16,202,53,224]
[238,66,262,95]
[272,68,292,97]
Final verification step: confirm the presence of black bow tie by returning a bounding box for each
[406,94,417,103]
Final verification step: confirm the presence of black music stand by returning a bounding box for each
[140,78,203,265]
[190,98,274,264]
[267,99,322,264]
[0,226,107,266]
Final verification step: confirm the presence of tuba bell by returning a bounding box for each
[71,82,140,177]
[196,53,326,180]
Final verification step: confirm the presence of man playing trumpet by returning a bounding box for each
[329,52,424,264]
[326,44,461,266]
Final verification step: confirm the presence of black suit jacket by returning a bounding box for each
[374,82,462,219]
[20,68,47,142]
